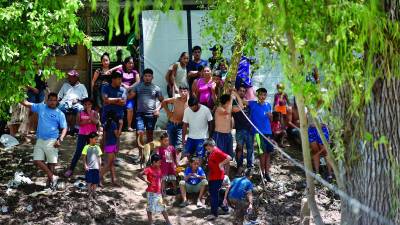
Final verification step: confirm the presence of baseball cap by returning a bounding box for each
[67,70,79,77]
[210,44,223,52]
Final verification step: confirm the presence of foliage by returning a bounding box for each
[93,0,183,40]
[203,0,400,223]
[0,0,89,117]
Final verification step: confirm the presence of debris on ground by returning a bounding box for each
[7,171,33,189]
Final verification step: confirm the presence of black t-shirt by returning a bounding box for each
[232,101,252,131]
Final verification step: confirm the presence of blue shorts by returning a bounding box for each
[86,169,100,184]
[184,138,205,158]
[254,134,274,155]
[308,126,329,145]
[126,99,135,110]
[213,131,233,157]
[136,113,157,131]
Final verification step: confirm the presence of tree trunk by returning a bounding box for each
[337,78,400,225]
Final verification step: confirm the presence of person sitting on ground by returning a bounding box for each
[161,86,189,150]
[286,98,301,145]
[232,85,254,174]
[213,91,241,176]
[120,56,140,132]
[244,88,274,182]
[165,52,189,98]
[65,98,99,178]
[273,83,289,116]
[129,68,164,152]
[82,132,102,198]
[182,96,213,163]
[20,92,67,189]
[179,157,208,208]
[204,138,232,221]
[224,168,254,225]
[192,66,217,110]
[58,70,88,134]
[156,132,178,197]
[308,120,333,182]
[100,111,121,186]
[271,111,287,147]
[187,46,208,91]
[139,154,172,225]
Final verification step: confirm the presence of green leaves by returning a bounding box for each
[0,0,87,117]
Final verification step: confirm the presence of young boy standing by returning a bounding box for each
[139,154,172,225]
[157,133,178,196]
[204,138,231,221]
[82,132,102,198]
[161,86,189,150]
[246,88,274,182]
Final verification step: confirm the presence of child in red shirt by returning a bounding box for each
[204,138,231,221]
[271,111,287,147]
[139,154,172,225]
[157,133,178,196]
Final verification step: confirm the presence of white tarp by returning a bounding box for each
[141,10,285,128]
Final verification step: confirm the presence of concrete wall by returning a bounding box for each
[47,45,90,93]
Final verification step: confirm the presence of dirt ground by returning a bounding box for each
[0,132,340,225]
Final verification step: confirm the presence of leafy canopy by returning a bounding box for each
[0,0,89,116]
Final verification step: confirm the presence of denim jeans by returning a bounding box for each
[235,129,254,168]
[209,179,223,217]
[69,134,89,171]
[166,121,183,149]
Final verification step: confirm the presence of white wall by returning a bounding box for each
[142,10,286,129]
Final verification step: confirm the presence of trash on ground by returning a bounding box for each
[0,134,19,150]
[7,171,33,189]
[74,180,87,190]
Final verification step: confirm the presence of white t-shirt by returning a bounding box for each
[58,82,88,105]
[183,105,213,139]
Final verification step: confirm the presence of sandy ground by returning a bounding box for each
[0,132,340,225]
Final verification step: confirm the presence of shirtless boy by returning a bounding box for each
[161,86,189,150]
[213,90,241,175]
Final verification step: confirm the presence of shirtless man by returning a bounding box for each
[161,86,189,150]
[213,90,241,175]
[286,98,301,145]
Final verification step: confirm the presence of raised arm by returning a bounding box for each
[20,100,33,109]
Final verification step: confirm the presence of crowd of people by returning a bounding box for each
[11,44,333,225]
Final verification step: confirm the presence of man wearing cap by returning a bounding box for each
[208,44,225,71]
[58,70,88,134]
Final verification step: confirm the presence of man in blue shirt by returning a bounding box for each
[187,46,208,91]
[224,169,254,225]
[21,92,67,189]
[102,71,126,133]
[245,88,274,182]
[179,157,208,208]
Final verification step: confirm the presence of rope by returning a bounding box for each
[232,99,396,225]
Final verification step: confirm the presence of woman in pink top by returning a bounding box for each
[192,66,217,109]
[156,133,178,196]
[120,56,140,131]
[65,98,99,177]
